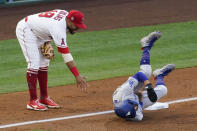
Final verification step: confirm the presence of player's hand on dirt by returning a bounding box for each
[76,75,88,92]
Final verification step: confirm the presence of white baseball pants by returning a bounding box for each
[16,18,50,70]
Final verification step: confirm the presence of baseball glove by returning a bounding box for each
[41,41,54,60]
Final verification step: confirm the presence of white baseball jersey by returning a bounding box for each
[16,9,70,70]
[27,9,68,48]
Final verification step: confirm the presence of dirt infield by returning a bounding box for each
[0,0,197,130]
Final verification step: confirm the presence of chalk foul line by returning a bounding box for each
[0,96,197,129]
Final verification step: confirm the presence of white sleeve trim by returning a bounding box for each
[62,53,73,63]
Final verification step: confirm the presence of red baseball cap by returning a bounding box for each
[67,10,87,29]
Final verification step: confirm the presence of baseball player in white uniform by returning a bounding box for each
[113,31,176,121]
[16,9,87,111]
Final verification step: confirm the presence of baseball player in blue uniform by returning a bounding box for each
[112,31,175,121]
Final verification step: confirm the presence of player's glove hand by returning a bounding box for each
[41,41,54,60]
[145,83,157,102]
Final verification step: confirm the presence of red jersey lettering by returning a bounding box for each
[38,10,58,18]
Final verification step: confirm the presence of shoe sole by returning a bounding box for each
[141,32,161,47]
[48,106,61,109]
[26,104,48,111]
[153,64,176,77]
[45,104,61,109]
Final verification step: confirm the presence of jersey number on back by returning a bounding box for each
[38,10,58,18]
[38,10,68,21]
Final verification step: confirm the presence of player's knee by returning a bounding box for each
[139,65,152,79]
[155,85,168,99]
[160,85,168,96]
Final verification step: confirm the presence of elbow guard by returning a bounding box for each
[145,83,158,102]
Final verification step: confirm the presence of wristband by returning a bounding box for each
[69,66,79,77]
[57,47,70,54]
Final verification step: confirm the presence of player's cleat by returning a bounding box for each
[140,31,162,48]
[27,99,48,111]
[153,64,176,78]
[39,97,60,109]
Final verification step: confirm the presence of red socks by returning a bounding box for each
[38,67,48,99]
[27,69,38,101]
[26,67,48,101]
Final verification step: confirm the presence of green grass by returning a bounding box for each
[0,21,197,94]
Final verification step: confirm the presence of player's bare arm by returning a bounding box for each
[66,61,88,91]
[60,49,88,91]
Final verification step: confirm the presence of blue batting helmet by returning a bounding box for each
[114,100,138,118]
